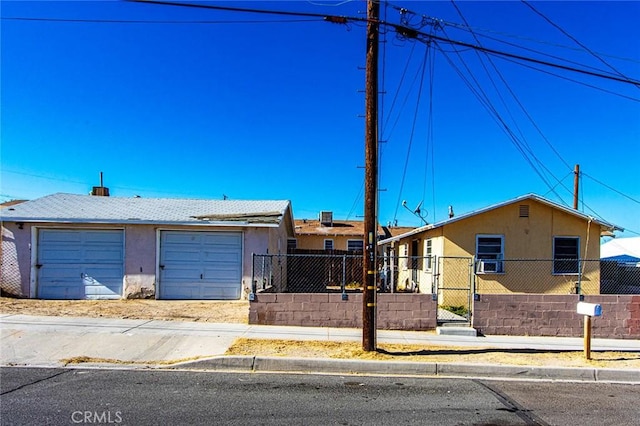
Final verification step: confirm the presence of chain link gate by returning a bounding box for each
[435,256,474,324]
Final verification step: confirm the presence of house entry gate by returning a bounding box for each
[435,256,474,324]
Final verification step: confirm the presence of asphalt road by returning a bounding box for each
[1,367,639,425]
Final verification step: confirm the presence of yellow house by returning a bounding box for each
[378,194,621,309]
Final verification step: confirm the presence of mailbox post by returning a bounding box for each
[576,302,602,360]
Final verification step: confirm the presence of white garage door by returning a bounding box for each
[37,229,124,300]
[159,231,242,300]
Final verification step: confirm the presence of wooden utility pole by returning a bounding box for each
[573,164,580,210]
[362,0,379,352]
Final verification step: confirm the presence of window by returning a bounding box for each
[553,237,579,274]
[324,239,334,250]
[476,235,504,273]
[424,239,433,270]
[287,238,297,250]
[347,239,364,252]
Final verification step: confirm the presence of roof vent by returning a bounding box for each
[320,211,333,227]
[519,204,530,218]
[91,172,110,197]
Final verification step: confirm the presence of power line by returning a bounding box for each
[1,16,321,24]
[521,0,640,90]
[7,2,639,86]
[582,173,640,205]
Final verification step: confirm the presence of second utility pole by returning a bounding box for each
[363,0,379,352]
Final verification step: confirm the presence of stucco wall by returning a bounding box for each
[296,234,363,251]
[387,200,605,296]
[123,225,156,298]
[2,222,280,300]
[249,293,437,330]
[473,294,640,339]
[1,223,31,297]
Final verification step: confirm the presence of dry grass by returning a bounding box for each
[0,297,249,323]
[59,355,208,366]
[226,338,640,369]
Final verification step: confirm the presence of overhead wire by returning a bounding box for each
[493,55,640,103]
[392,44,430,224]
[521,0,640,91]
[1,16,321,24]
[582,174,640,205]
[450,1,573,182]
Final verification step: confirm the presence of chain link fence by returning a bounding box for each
[252,253,640,295]
[252,252,364,293]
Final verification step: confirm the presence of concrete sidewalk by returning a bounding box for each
[2,313,640,382]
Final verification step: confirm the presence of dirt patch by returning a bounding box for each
[226,338,640,369]
[0,297,249,323]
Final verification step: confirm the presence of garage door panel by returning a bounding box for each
[83,248,124,263]
[202,251,241,263]
[160,231,242,300]
[162,249,203,263]
[163,233,204,245]
[83,231,123,244]
[39,230,82,243]
[202,233,241,245]
[38,229,124,300]
[162,267,202,280]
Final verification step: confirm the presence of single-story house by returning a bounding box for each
[291,211,412,252]
[1,193,294,300]
[601,236,640,265]
[291,211,370,252]
[378,194,622,305]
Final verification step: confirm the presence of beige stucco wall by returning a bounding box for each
[295,234,363,251]
[384,199,605,298]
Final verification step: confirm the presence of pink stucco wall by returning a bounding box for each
[2,222,287,300]
[123,225,157,298]
[1,223,32,297]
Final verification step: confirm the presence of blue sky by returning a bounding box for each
[2,1,639,236]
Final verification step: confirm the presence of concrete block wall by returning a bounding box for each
[249,293,437,330]
[473,294,640,339]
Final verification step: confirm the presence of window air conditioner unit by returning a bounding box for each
[478,260,499,273]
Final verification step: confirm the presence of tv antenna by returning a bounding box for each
[402,199,428,225]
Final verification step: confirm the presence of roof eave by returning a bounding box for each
[1,218,281,228]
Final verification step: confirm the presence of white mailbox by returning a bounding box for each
[577,302,602,317]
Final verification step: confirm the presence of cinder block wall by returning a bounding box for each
[473,294,640,339]
[249,293,437,330]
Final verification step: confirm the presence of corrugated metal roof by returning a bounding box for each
[378,193,623,244]
[0,193,291,226]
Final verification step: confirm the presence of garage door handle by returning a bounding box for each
[159,265,165,270]
[200,274,203,280]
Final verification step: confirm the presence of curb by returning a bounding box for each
[172,356,640,383]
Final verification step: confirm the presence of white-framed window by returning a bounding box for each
[553,236,580,274]
[287,238,297,250]
[324,239,334,250]
[347,239,364,251]
[424,238,433,270]
[401,243,409,269]
[476,235,504,273]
